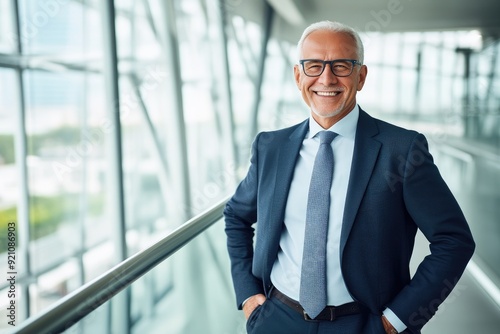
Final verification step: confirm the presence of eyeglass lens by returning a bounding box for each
[302,60,354,77]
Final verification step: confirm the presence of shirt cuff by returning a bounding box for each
[242,297,251,308]
[383,308,407,333]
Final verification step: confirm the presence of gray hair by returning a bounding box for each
[297,21,364,64]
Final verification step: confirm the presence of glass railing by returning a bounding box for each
[12,196,245,334]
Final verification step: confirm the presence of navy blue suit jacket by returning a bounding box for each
[224,108,475,333]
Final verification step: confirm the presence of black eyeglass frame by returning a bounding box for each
[299,59,362,77]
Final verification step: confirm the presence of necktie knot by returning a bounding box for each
[319,131,337,145]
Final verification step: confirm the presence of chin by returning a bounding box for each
[312,99,351,119]
[312,108,343,119]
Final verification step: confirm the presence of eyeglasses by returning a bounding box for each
[299,59,362,77]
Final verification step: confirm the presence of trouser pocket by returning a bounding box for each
[246,301,268,334]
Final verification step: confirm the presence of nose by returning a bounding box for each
[318,63,338,85]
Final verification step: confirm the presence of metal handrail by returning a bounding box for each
[13,197,229,334]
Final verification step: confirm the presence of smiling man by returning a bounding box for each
[224,20,475,334]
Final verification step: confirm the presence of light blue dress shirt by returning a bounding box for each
[271,105,358,306]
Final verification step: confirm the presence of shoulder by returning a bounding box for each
[359,108,421,144]
[254,119,308,146]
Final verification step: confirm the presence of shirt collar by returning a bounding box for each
[308,104,359,139]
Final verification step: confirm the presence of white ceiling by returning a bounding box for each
[231,0,500,45]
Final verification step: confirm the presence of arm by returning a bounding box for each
[387,133,475,332]
[224,134,265,309]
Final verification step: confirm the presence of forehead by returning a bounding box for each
[301,30,358,59]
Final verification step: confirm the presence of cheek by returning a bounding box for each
[297,80,312,102]
[344,80,359,95]
[301,89,311,106]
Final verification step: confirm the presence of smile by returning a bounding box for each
[316,91,341,96]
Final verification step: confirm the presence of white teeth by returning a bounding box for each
[317,91,339,96]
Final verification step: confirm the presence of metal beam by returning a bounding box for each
[250,2,274,139]
[100,1,130,332]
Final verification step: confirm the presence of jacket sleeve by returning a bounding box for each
[224,134,264,309]
[387,133,475,332]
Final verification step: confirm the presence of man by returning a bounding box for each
[224,20,475,334]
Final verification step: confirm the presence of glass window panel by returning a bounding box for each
[491,43,500,111]
[476,51,491,101]
[0,68,19,202]
[401,42,418,68]
[0,0,16,53]
[115,2,160,63]
[419,73,441,114]
[234,17,262,60]
[0,69,20,267]
[115,0,144,13]
[357,65,381,111]
[113,1,175,255]
[421,44,441,71]
[442,31,460,48]
[440,76,457,110]
[403,32,423,46]
[363,32,384,65]
[378,67,399,112]
[441,48,458,75]
[19,0,87,55]
[133,19,161,61]
[227,17,267,165]
[177,0,234,214]
[260,40,307,129]
[23,69,109,274]
[83,241,115,282]
[424,31,443,45]
[30,259,81,315]
[399,69,417,113]
[116,75,169,251]
[121,120,165,231]
[0,69,22,328]
[80,74,109,251]
[383,33,402,60]
[83,4,104,59]
[115,15,133,60]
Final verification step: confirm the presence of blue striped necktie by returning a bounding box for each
[299,130,337,319]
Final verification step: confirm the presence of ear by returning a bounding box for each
[293,65,301,89]
[356,65,368,91]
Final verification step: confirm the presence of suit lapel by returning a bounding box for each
[270,120,309,225]
[340,110,381,257]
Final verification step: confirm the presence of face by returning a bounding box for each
[294,30,367,128]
